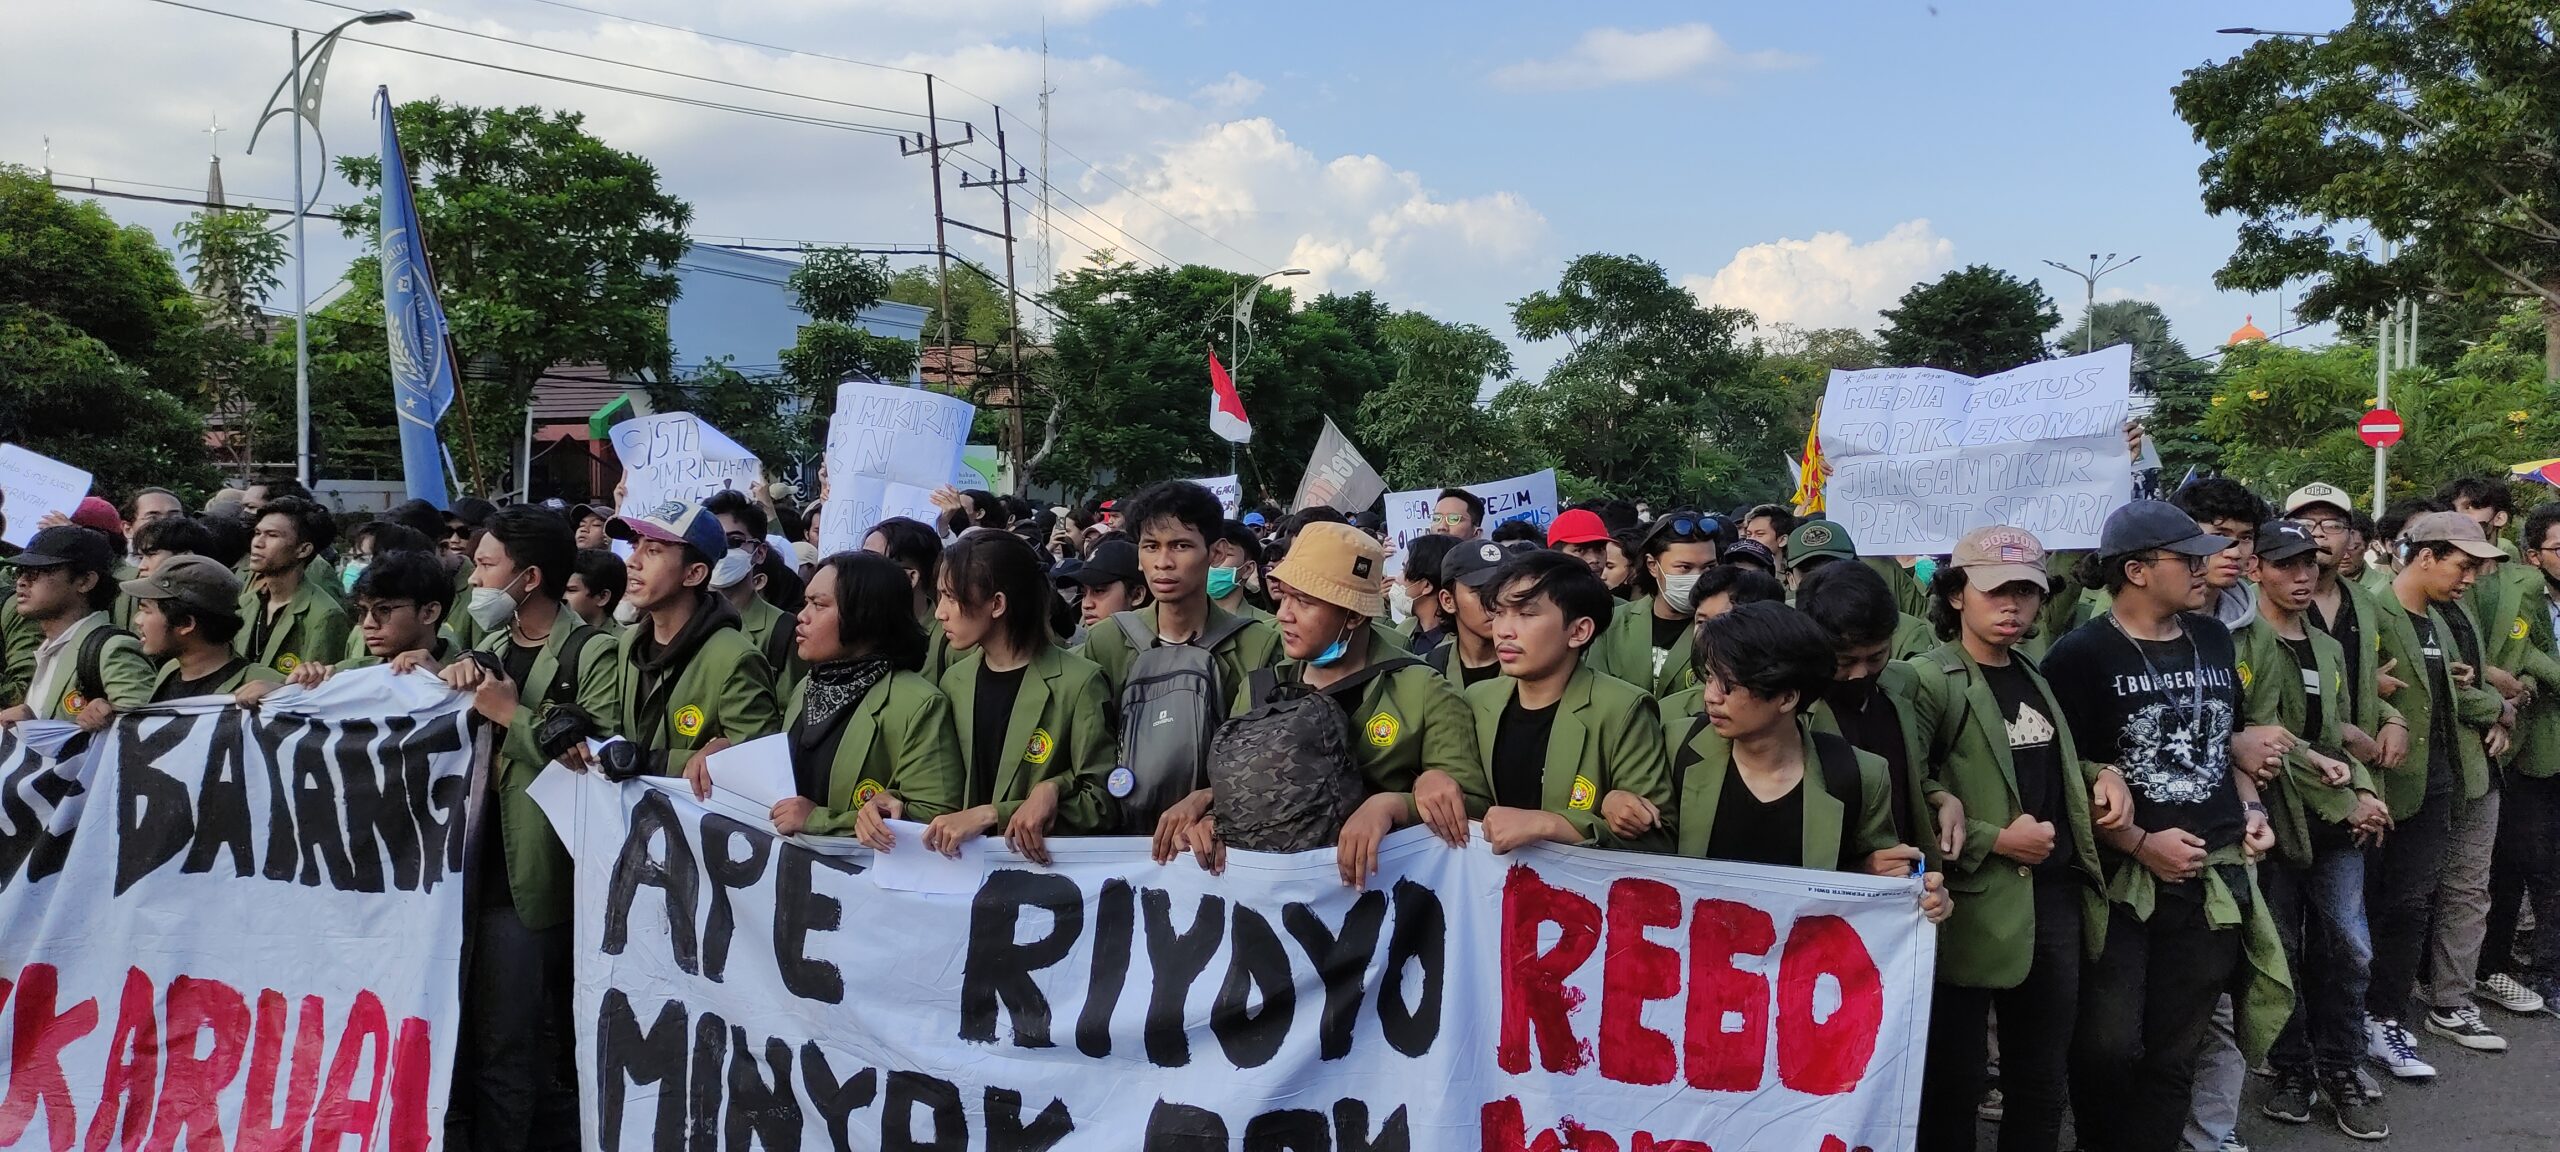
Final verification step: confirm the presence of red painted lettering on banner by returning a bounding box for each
[1683,899,1775,1092]
[144,977,252,1152]
[0,964,101,1152]
[237,993,326,1152]
[1597,879,1680,1086]
[309,991,391,1152]
[1776,916,1884,1096]
[1496,868,1601,1075]
[85,969,159,1152]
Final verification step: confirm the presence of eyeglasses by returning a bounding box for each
[352,601,418,623]
[2141,552,2208,573]
[2301,518,2352,534]
[1430,511,1470,525]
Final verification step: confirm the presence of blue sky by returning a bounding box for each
[7,0,2352,378]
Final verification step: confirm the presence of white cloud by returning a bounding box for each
[1190,72,1263,110]
[1490,23,1808,92]
[1684,220,1955,330]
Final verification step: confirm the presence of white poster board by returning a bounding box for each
[819,380,975,549]
[1383,468,1558,575]
[1191,473,1243,519]
[1819,344,2133,554]
[0,443,91,548]
[608,413,761,517]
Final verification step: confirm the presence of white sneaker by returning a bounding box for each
[2425,1005,2508,1052]
[2367,1017,2437,1079]
[2481,972,2546,1015]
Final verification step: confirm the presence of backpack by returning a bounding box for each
[542,623,605,713]
[65,625,133,714]
[1209,658,1422,854]
[1671,712,1866,869]
[1106,610,1257,835]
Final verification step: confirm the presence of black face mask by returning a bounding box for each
[1825,673,1882,708]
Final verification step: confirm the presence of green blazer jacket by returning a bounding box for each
[941,645,1118,832]
[2313,576,2407,742]
[1662,713,1899,871]
[236,577,351,675]
[791,670,966,835]
[1464,664,1672,851]
[2511,583,2560,779]
[1586,596,1691,698]
[615,622,781,773]
[1902,642,2104,988]
[477,619,621,931]
[2371,594,2504,817]
[1805,659,1947,870]
[28,613,156,718]
[740,594,808,700]
[2230,617,2375,868]
[1076,601,1283,702]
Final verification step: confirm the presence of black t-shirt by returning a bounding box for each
[1824,684,1914,845]
[971,664,1027,809]
[1460,658,1503,687]
[156,658,251,703]
[1706,763,1805,867]
[501,638,542,691]
[2043,613,2245,853]
[2279,633,2325,740]
[1491,695,1558,810]
[1650,611,1689,681]
[1983,658,2074,871]
[2310,589,2362,706]
[2408,610,2459,792]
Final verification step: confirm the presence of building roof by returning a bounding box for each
[2227,314,2268,345]
[529,364,633,427]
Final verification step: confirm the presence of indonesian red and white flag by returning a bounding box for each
[1209,347,1253,443]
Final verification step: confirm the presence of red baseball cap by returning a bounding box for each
[72,496,125,539]
[1546,508,1609,546]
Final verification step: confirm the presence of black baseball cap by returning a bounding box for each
[2255,519,2318,564]
[2098,500,2233,558]
[1062,538,1141,589]
[1440,538,1511,588]
[5,525,116,573]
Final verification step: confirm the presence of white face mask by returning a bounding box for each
[612,597,644,625]
[468,585,521,631]
[1388,583,1415,623]
[1662,572,1703,615]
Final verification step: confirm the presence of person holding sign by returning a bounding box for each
[1586,511,1718,698]
[1431,487,1484,539]
[235,497,351,676]
[0,526,153,727]
[1465,549,1672,853]
[608,501,780,779]
[767,551,962,843]
[1904,526,2121,1152]
[924,532,1116,863]
[122,555,282,701]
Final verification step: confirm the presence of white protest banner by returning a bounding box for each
[537,771,1935,1152]
[1382,469,1558,578]
[0,444,92,549]
[1190,474,1242,519]
[1291,416,1386,514]
[609,413,762,517]
[819,380,975,550]
[1819,344,2133,554]
[0,668,482,1152]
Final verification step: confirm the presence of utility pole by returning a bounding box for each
[2374,241,2395,519]
[900,75,973,359]
[962,108,1031,482]
[2040,252,2141,353]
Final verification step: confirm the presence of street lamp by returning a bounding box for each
[1211,267,1308,474]
[2040,253,2140,354]
[2216,27,2332,40]
[247,9,413,489]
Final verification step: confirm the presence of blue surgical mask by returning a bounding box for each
[1206,564,1241,600]
[1913,556,1938,586]
[340,560,368,595]
[1310,634,1351,667]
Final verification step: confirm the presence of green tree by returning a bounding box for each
[0,168,218,500]
[175,206,289,474]
[776,247,922,447]
[2054,300,2220,475]
[884,262,1014,347]
[1355,312,1522,489]
[2173,5,2560,379]
[1877,264,2059,376]
[2201,338,2554,505]
[336,100,692,491]
[1496,254,1769,505]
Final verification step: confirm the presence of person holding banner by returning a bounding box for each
[123,554,282,700]
[1904,526,2120,1152]
[0,525,153,727]
[768,551,963,842]
[924,532,1117,863]
[609,501,781,778]
[1076,481,1281,700]
[236,496,351,676]
[327,549,460,671]
[1467,549,1673,853]
[1586,511,1719,698]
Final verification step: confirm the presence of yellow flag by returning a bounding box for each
[1791,402,1827,514]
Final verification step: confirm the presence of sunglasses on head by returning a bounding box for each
[1650,512,1720,543]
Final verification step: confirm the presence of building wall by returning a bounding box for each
[668,245,928,376]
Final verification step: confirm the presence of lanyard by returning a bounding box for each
[2108,614,2207,756]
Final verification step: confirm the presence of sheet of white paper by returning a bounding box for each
[866,819,985,893]
[2134,434,2161,474]
[527,762,581,832]
[0,444,92,549]
[704,733,795,811]
[609,413,762,516]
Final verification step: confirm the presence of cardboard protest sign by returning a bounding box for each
[1190,473,1243,518]
[0,669,482,1152]
[1820,344,2134,554]
[608,413,761,517]
[537,771,1936,1152]
[0,443,91,548]
[819,380,975,550]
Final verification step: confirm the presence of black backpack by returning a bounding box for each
[1107,611,1257,834]
[1209,658,1422,853]
[63,625,132,714]
[1671,711,1865,870]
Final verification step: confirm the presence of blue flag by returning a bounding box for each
[376,87,455,508]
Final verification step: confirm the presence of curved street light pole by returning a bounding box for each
[246,10,413,488]
[2040,253,2141,354]
[1208,267,1308,476]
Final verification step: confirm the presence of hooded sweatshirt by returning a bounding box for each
[628,591,744,758]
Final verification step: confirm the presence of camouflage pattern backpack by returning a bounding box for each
[1209,659,1419,853]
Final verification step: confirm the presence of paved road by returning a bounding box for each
[2244,1009,2560,1150]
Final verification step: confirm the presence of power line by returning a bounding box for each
[513,0,926,78]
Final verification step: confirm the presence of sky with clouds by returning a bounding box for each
[5,0,2350,380]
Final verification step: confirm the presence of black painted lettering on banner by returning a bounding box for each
[1332,1099,1411,1152]
[1142,889,1227,1068]
[1281,890,1385,1061]
[604,789,702,974]
[688,1011,729,1152]
[960,868,1084,1048]
[186,711,253,878]
[1075,877,1135,1059]
[331,718,400,892]
[1378,879,1445,1058]
[287,717,358,889]
[699,812,773,983]
[882,1070,964,1152]
[598,989,690,1152]
[724,1031,800,1152]
[774,846,858,1004]
[1211,904,1294,1069]
[0,734,81,891]
[983,1086,1073,1152]
[113,713,197,895]
[797,1045,876,1152]
[1143,1100,1228,1152]
[251,711,299,881]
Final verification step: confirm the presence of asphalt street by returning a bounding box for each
[2243,1009,2560,1151]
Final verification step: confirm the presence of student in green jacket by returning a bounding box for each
[307,549,459,674]
[1178,522,1486,886]
[864,516,956,682]
[2443,479,2560,751]
[0,526,155,726]
[2487,502,2560,1010]
[2288,484,2410,777]
[1904,525,2120,1152]
[1393,533,1459,657]
[235,497,351,676]
[1654,563,1788,699]
[1664,604,1949,913]
[566,547,627,637]
[1465,549,1674,853]
[605,500,781,779]
[126,556,284,701]
[1076,480,1282,700]
[1793,561,1964,867]
[771,551,964,844]
[706,489,807,694]
[1209,518,1272,625]
[1784,521,1935,657]
[1426,538,1509,691]
[924,531,1117,863]
[1584,510,1718,697]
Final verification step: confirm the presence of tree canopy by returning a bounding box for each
[1877,264,2059,377]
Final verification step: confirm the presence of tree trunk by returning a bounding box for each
[2544,291,2560,383]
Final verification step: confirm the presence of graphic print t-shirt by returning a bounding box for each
[1983,659,2075,871]
[2043,613,2245,853]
